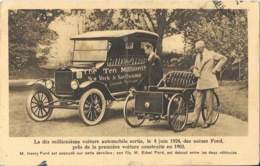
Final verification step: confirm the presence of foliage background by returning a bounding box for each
[9,9,247,81]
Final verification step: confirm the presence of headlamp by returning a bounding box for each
[45,80,54,89]
[71,80,79,90]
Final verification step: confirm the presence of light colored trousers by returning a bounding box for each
[192,89,214,124]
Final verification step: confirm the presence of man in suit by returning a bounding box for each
[143,43,163,87]
[190,41,227,128]
[126,43,163,114]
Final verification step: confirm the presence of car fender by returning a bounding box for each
[79,81,115,100]
[26,82,53,96]
[26,79,55,94]
[26,79,46,86]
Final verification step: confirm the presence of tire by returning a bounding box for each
[79,88,106,126]
[26,87,53,122]
[167,93,188,132]
[123,95,145,128]
[202,92,220,124]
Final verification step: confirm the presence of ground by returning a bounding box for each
[9,80,248,137]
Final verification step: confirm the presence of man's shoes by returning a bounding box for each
[201,123,210,128]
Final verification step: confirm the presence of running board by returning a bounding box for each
[47,105,78,109]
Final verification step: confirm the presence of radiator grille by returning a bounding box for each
[55,71,73,95]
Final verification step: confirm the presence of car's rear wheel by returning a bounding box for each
[79,88,106,126]
[202,92,220,125]
[26,86,53,122]
[167,93,188,132]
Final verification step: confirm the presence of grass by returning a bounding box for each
[215,80,248,121]
[9,68,54,80]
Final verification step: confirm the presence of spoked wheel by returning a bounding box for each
[26,87,53,122]
[79,89,106,126]
[202,92,220,125]
[167,93,188,132]
[123,94,145,128]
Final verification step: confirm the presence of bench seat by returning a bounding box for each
[151,71,197,94]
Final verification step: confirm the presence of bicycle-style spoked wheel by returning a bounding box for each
[123,95,145,128]
[202,92,220,125]
[26,87,53,122]
[79,88,106,126]
[167,93,188,132]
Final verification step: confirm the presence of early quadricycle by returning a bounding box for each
[26,30,159,126]
[123,71,220,132]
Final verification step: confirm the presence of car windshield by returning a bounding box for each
[73,40,108,63]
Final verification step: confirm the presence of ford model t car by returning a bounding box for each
[26,30,159,126]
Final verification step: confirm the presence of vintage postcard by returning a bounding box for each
[0,0,259,165]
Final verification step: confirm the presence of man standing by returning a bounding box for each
[136,43,163,90]
[143,43,163,87]
[191,41,227,128]
[126,43,163,114]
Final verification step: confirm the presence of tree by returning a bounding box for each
[9,9,64,75]
[85,9,115,31]
[174,9,248,81]
[84,9,248,80]
[85,9,181,55]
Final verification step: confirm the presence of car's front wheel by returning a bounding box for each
[26,86,53,122]
[79,88,106,126]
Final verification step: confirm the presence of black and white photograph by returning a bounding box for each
[9,8,248,136]
[1,0,259,165]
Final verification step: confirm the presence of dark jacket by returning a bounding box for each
[147,54,163,86]
[137,53,163,89]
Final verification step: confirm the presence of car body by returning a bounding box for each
[26,30,159,125]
